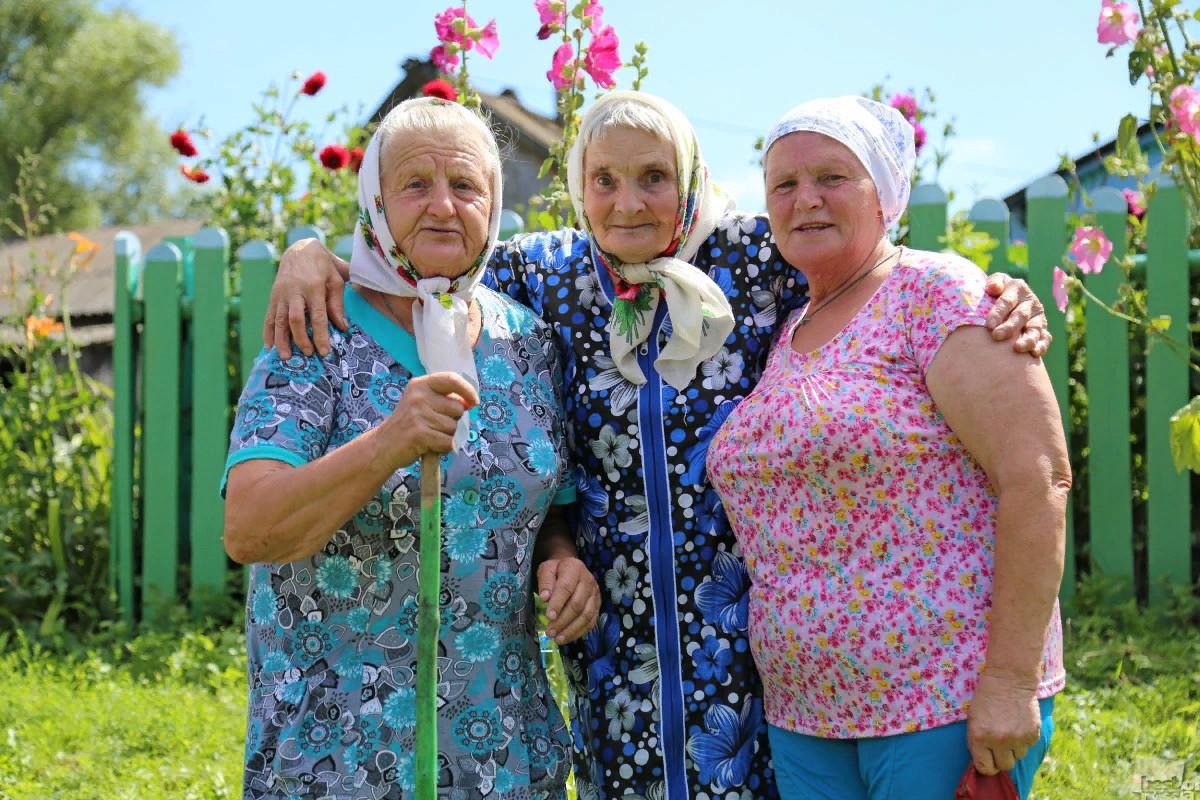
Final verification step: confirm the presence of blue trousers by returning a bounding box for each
[767,697,1055,800]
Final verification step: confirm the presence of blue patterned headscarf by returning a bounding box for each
[764,96,916,229]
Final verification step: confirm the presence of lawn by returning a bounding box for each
[1,600,1196,799]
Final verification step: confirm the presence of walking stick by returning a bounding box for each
[416,451,442,800]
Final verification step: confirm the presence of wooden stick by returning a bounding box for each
[415,451,442,800]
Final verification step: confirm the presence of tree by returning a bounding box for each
[0,0,181,232]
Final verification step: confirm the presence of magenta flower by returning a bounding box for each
[1069,226,1112,275]
[584,0,605,32]
[547,42,576,90]
[1097,0,1140,46]
[1052,267,1069,312]
[535,0,566,27]
[583,25,621,88]
[431,43,460,72]
[1122,188,1146,218]
[1169,84,1200,143]
[474,19,500,58]
[912,121,927,154]
[889,92,919,121]
[434,7,468,44]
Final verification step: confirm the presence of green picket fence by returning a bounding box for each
[110,182,1196,623]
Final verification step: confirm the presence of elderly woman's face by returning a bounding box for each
[764,131,883,270]
[582,127,678,264]
[380,126,492,279]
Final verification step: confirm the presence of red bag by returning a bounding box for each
[954,765,1020,800]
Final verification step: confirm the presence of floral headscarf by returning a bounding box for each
[764,95,916,229]
[349,97,502,447]
[567,91,735,392]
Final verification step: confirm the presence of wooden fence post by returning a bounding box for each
[967,198,1013,274]
[1144,180,1193,604]
[111,232,141,626]
[908,183,948,252]
[1024,175,1074,602]
[141,242,183,619]
[189,228,231,611]
[1086,187,1134,595]
[238,241,278,386]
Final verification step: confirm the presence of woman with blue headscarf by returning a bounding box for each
[709,97,1067,800]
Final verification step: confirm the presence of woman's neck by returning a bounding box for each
[805,238,897,303]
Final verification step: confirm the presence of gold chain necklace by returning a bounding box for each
[795,247,901,328]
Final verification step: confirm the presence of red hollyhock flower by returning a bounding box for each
[422,79,458,101]
[301,70,327,96]
[169,129,198,157]
[348,147,365,173]
[319,144,350,170]
[180,164,210,184]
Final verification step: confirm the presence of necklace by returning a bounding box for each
[795,247,901,328]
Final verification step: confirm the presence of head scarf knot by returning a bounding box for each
[764,96,916,230]
[349,97,503,448]
[567,91,735,392]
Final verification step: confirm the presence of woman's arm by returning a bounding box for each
[925,326,1071,775]
[264,238,350,359]
[224,372,479,564]
[533,505,599,644]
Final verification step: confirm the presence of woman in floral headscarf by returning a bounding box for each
[263,91,1050,800]
[708,97,1068,800]
[223,97,597,799]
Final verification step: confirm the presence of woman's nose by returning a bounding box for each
[612,182,645,215]
[426,181,455,217]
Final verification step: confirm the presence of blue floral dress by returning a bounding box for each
[226,285,576,800]
[486,214,806,800]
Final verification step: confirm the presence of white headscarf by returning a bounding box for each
[349,97,502,447]
[764,96,916,229]
[567,91,735,392]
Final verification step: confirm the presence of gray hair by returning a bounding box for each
[376,97,501,185]
[576,97,673,155]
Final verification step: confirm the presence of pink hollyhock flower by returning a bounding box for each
[1052,267,1069,312]
[1169,84,1200,143]
[473,19,500,58]
[584,0,604,32]
[301,71,326,96]
[1097,0,1140,46]
[889,92,919,121]
[547,42,575,90]
[912,121,927,153]
[434,7,469,44]
[1069,226,1112,274]
[431,44,460,72]
[535,0,566,27]
[583,25,620,88]
[1122,187,1146,218]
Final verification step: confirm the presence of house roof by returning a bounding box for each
[0,219,205,320]
[370,58,561,154]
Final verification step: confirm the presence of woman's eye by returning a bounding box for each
[821,174,846,184]
[405,179,426,190]
[595,174,613,187]
[772,179,796,193]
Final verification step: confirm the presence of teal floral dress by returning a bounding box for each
[225,285,575,800]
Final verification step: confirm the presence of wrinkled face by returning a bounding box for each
[582,127,679,264]
[380,126,493,279]
[764,131,883,270]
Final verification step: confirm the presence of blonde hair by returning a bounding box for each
[575,97,673,155]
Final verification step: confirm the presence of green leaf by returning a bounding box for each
[1127,49,1149,85]
[1168,396,1200,473]
[1116,114,1141,161]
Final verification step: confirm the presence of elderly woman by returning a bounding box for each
[262,91,1050,800]
[707,96,1068,800]
[223,97,598,799]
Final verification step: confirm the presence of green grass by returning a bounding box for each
[1,596,1197,799]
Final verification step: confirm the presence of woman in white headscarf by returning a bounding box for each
[709,96,1068,800]
[222,97,597,799]
[263,91,1051,800]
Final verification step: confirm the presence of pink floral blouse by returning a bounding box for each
[706,248,1064,739]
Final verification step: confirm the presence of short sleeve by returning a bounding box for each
[904,252,996,376]
[223,342,338,490]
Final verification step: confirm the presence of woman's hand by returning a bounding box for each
[383,372,479,467]
[263,238,350,359]
[537,556,600,644]
[983,273,1051,357]
[966,670,1042,775]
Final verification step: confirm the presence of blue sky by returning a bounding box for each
[111,0,1147,213]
